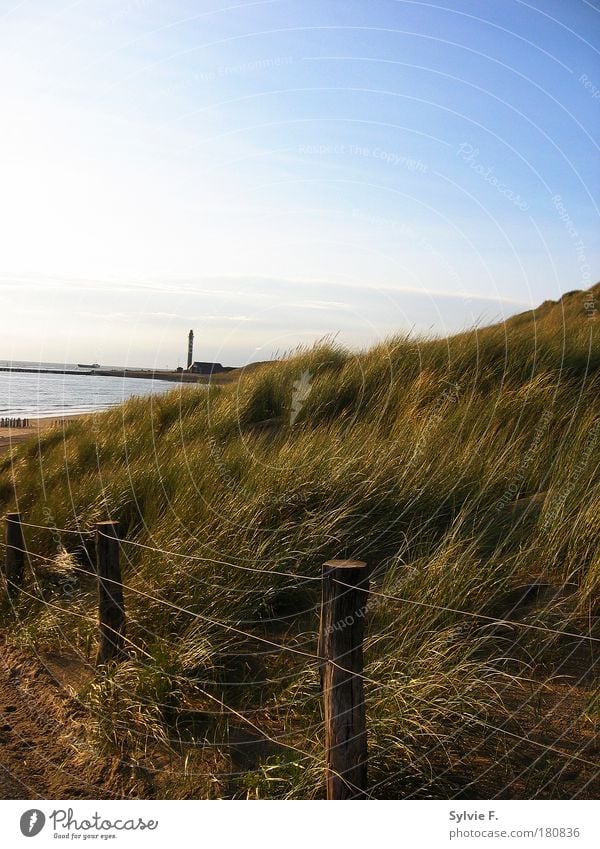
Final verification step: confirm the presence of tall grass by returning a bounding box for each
[0,285,598,797]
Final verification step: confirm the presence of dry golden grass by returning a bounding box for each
[0,283,598,798]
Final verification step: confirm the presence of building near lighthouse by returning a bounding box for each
[185,329,233,375]
[188,361,227,375]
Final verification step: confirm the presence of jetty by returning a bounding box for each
[0,366,88,376]
[0,344,271,383]
[0,366,217,383]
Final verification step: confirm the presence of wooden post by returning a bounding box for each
[320,559,369,799]
[95,521,126,665]
[4,513,25,601]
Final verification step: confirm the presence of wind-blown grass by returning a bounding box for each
[0,285,598,798]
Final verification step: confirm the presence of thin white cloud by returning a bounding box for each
[0,271,530,307]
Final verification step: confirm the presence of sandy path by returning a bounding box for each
[0,642,126,800]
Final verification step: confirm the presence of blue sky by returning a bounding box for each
[0,0,598,367]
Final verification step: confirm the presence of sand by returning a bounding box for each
[0,414,86,455]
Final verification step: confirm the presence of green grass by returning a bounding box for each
[1,284,599,798]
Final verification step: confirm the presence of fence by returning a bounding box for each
[1,512,599,799]
[2,512,371,799]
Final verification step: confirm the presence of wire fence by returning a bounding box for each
[11,516,600,643]
[1,512,598,799]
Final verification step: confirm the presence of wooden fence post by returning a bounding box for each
[95,521,126,665]
[320,559,369,799]
[4,513,25,602]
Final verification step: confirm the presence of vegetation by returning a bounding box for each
[0,285,598,798]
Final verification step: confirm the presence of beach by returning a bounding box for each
[0,414,85,455]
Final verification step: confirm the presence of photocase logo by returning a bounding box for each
[20,810,46,837]
[290,370,313,425]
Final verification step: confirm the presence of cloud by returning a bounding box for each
[0,271,529,309]
[287,300,351,310]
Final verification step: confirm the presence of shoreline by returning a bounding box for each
[0,361,271,456]
[0,413,87,455]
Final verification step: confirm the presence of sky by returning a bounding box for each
[0,0,598,368]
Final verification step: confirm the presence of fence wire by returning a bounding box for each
[0,518,598,800]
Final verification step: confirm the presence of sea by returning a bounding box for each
[0,361,180,419]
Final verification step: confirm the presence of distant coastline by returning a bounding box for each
[0,359,243,383]
[0,365,201,383]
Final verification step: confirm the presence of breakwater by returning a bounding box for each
[0,366,88,376]
[0,417,32,428]
[0,366,200,383]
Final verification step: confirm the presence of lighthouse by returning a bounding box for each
[187,329,194,369]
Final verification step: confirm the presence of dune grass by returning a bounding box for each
[0,285,598,798]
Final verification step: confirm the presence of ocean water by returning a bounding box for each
[0,361,180,418]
